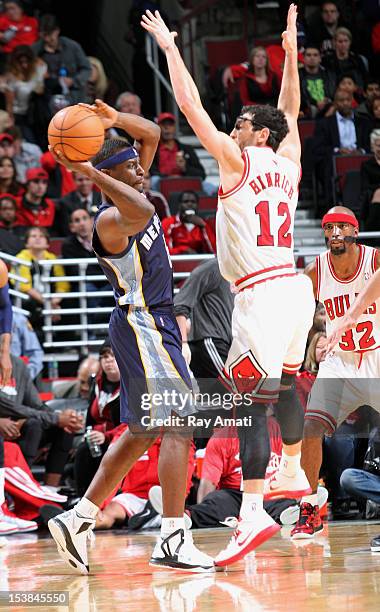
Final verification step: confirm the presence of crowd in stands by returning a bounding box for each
[1,0,380,536]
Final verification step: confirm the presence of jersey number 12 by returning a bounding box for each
[255,200,292,248]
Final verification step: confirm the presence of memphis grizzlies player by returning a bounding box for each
[48,100,214,573]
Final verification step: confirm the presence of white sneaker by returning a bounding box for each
[0,519,18,536]
[48,509,95,575]
[150,528,215,573]
[149,486,192,529]
[0,511,38,533]
[280,487,329,526]
[264,468,311,500]
[214,510,280,567]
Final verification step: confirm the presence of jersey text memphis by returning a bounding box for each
[92,205,173,308]
[317,244,380,353]
[216,146,300,288]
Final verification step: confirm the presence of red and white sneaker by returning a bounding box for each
[290,503,324,539]
[0,518,19,536]
[0,510,38,533]
[264,469,312,500]
[214,510,281,567]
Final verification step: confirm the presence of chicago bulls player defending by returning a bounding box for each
[291,205,380,539]
[142,4,315,566]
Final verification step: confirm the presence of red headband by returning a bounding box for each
[321,213,359,229]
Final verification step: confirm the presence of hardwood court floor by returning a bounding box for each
[2,521,380,612]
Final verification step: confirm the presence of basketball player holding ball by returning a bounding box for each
[48,100,214,574]
[142,4,315,566]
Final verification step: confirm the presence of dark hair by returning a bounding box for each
[25,226,50,245]
[241,104,289,152]
[99,337,112,356]
[180,190,199,203]
[39,14,59,34]
[0,156,20,196]
[370,95,380,112]
[304,45,321,53]
[337,74,356,86]
[91,138,133,167]
[365,77,380,89]
[8,45,38,80]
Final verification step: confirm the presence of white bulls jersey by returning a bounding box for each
[216,146,301,289]
[316,244,380,354]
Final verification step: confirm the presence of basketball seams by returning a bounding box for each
[48,104,104,162]
[53,112,103,132]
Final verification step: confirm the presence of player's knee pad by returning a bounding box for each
[274,376,304,445]
[236,403,270,480]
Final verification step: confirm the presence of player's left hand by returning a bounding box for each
[325,314,356,354]
[48,146,94,176]
[141,10,177,52]
[282,3,298,54]
[78,99,118,129]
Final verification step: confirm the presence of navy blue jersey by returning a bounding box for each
[92,203,174,308]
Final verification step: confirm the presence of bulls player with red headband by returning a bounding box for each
[142,4,316,566]
[291,205,380,539]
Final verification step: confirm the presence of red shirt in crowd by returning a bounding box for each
[158,141,183,175]
[162,214,216,255]
[40,151,76,197]
[15,195,56,228]
[201,419,282,490]
[0,12,38,53]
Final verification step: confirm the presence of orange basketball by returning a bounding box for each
[0,259,8,288]
[48,105,105,162]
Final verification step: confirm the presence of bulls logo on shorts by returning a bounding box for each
[229,350,268,395]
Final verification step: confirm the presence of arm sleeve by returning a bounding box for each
[0,284,12,334]
[230,63,249,79]
[201,437,224,486]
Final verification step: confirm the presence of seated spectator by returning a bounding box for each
[322,28,368,90]
[4,45,47,144]
[74,340,123,496]
[14,227,69,334]
[334,75,362,108]
[53,355,99,400]
[340,423,380,517]
[0,127,42,184]
[115,91,142,116]
[0,354,83,486]
[55,171,101,236]
[369,95,380,131]
[313,88,371,207]
[15,167,55,232]
[356,78,380,120]
[222,46,280,110]
[40,149,76,199]
[0,1,38,56]
[32,14,91,106]
[0,193,23,253]
[11,311,44,382]
[143,170,169,220]
[162,191,216,255]
[0,154,22,196]
[360,128,380,229]
[87,56,118,107]
[299,45,335,118]
[306,1,343,55]
[150,112,217,195]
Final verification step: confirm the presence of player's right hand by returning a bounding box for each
[182,341,192,366]
[282,3,298,55]
[325,315,356,354]
[79,99,118,129]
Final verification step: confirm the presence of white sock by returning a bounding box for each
[240,493,263,521]
[0,468,5,507]
[75,497,99,520]
[302,493,318,506]
[279,452,301,477]
[161,517,185,537]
